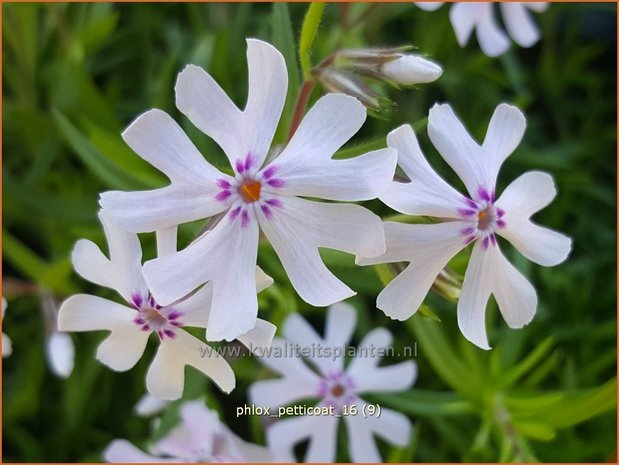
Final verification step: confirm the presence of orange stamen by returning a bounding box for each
[239,181,261,202]
[477,210,487,220]
[331,384,344,397]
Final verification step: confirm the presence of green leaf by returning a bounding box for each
[53,110,149,190]
[371,390,475,417]
[2,232,76,294]
[271,3,301,143]
[508,378,617,429]
[299,2,326,79]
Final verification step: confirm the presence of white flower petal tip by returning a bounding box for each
[2,333,12,358]
[134,394,170,417]
[415,2,444,11]
[382,54,443,86]
[46,332,75,378]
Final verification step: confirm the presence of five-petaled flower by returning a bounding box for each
[358,103,572,349]
[416,2,549,57]
[104,400,272,462]
[58,212,275,399]
[100,39,396,343]
[250,302,416,462]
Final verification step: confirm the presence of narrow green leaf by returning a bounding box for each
[3,232,76,294]
[299,2,326,79]
[371,390,475,417]
[271,3,300,142]
[53,110,149,190]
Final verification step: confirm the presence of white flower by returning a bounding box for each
[359,103,572,349]
[2,298,12,358]
[58,212,276,399]
[99,39,396,342]
[104,400,272,462]
[381,54,443,85]
[416,2,549,57]
[250,302,416,462]
[134,393,170,417]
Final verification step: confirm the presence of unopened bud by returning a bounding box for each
[381,54,443,86]
[317,68,393,114]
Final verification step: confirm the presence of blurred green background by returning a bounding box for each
[2,2,617,462]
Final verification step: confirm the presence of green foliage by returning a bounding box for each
[2,2,616,463]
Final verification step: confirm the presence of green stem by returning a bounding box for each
[299,2,326,79]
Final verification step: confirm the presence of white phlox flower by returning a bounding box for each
[58,212,276,400]
[358,103,572,349]
[2,297,12,358]
[416,2,549,57]
[99,39,397,342]
[250,302,416,462]
[104,399,272,462]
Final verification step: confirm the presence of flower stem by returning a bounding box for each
[287,78,316,141]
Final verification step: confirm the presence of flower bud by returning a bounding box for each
[381,54,443,86]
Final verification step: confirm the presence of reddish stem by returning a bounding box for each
[287,79,316,142]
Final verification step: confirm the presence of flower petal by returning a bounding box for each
[237,318,277,353]
[134,394,169,417]
[523,2,549,13]
[258,197,385,306]
[278,93,366,162]
[250,338,322,383]
[500,3,541,48]
[99,211,148,301]
[45,331,75,378]
[449,3,486,46]
[58,294,149,371]
[427,103,485,198]
[366,221,467,320]
[103,439,172,463]
[175,64,244,164]
[415,2,444,11]
[482,103,526,189]
[143,210,260,341]
[243,39,288,167]
[250,377,318,410]
[346,328,416,393]
[100,184,229,233]
[156,226,178,257]
[344,404,411,462]
[499,220,572,267]
[146,330,235,400]
[2,333,12,358]
[491,245,538,329]
[283,312,336,375]
[271,148,397,201]
[344,404,412,462]
[382,124,467,218]
[457,242,494,350]
[324,302,357,349]
[72,212,148,302]
[496,171,571,266]
[473,4,511,57]
[267,415,338,463]
[122,109,223,185]
[495,170,557,220]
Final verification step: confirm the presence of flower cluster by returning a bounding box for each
[54,9,569,459]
